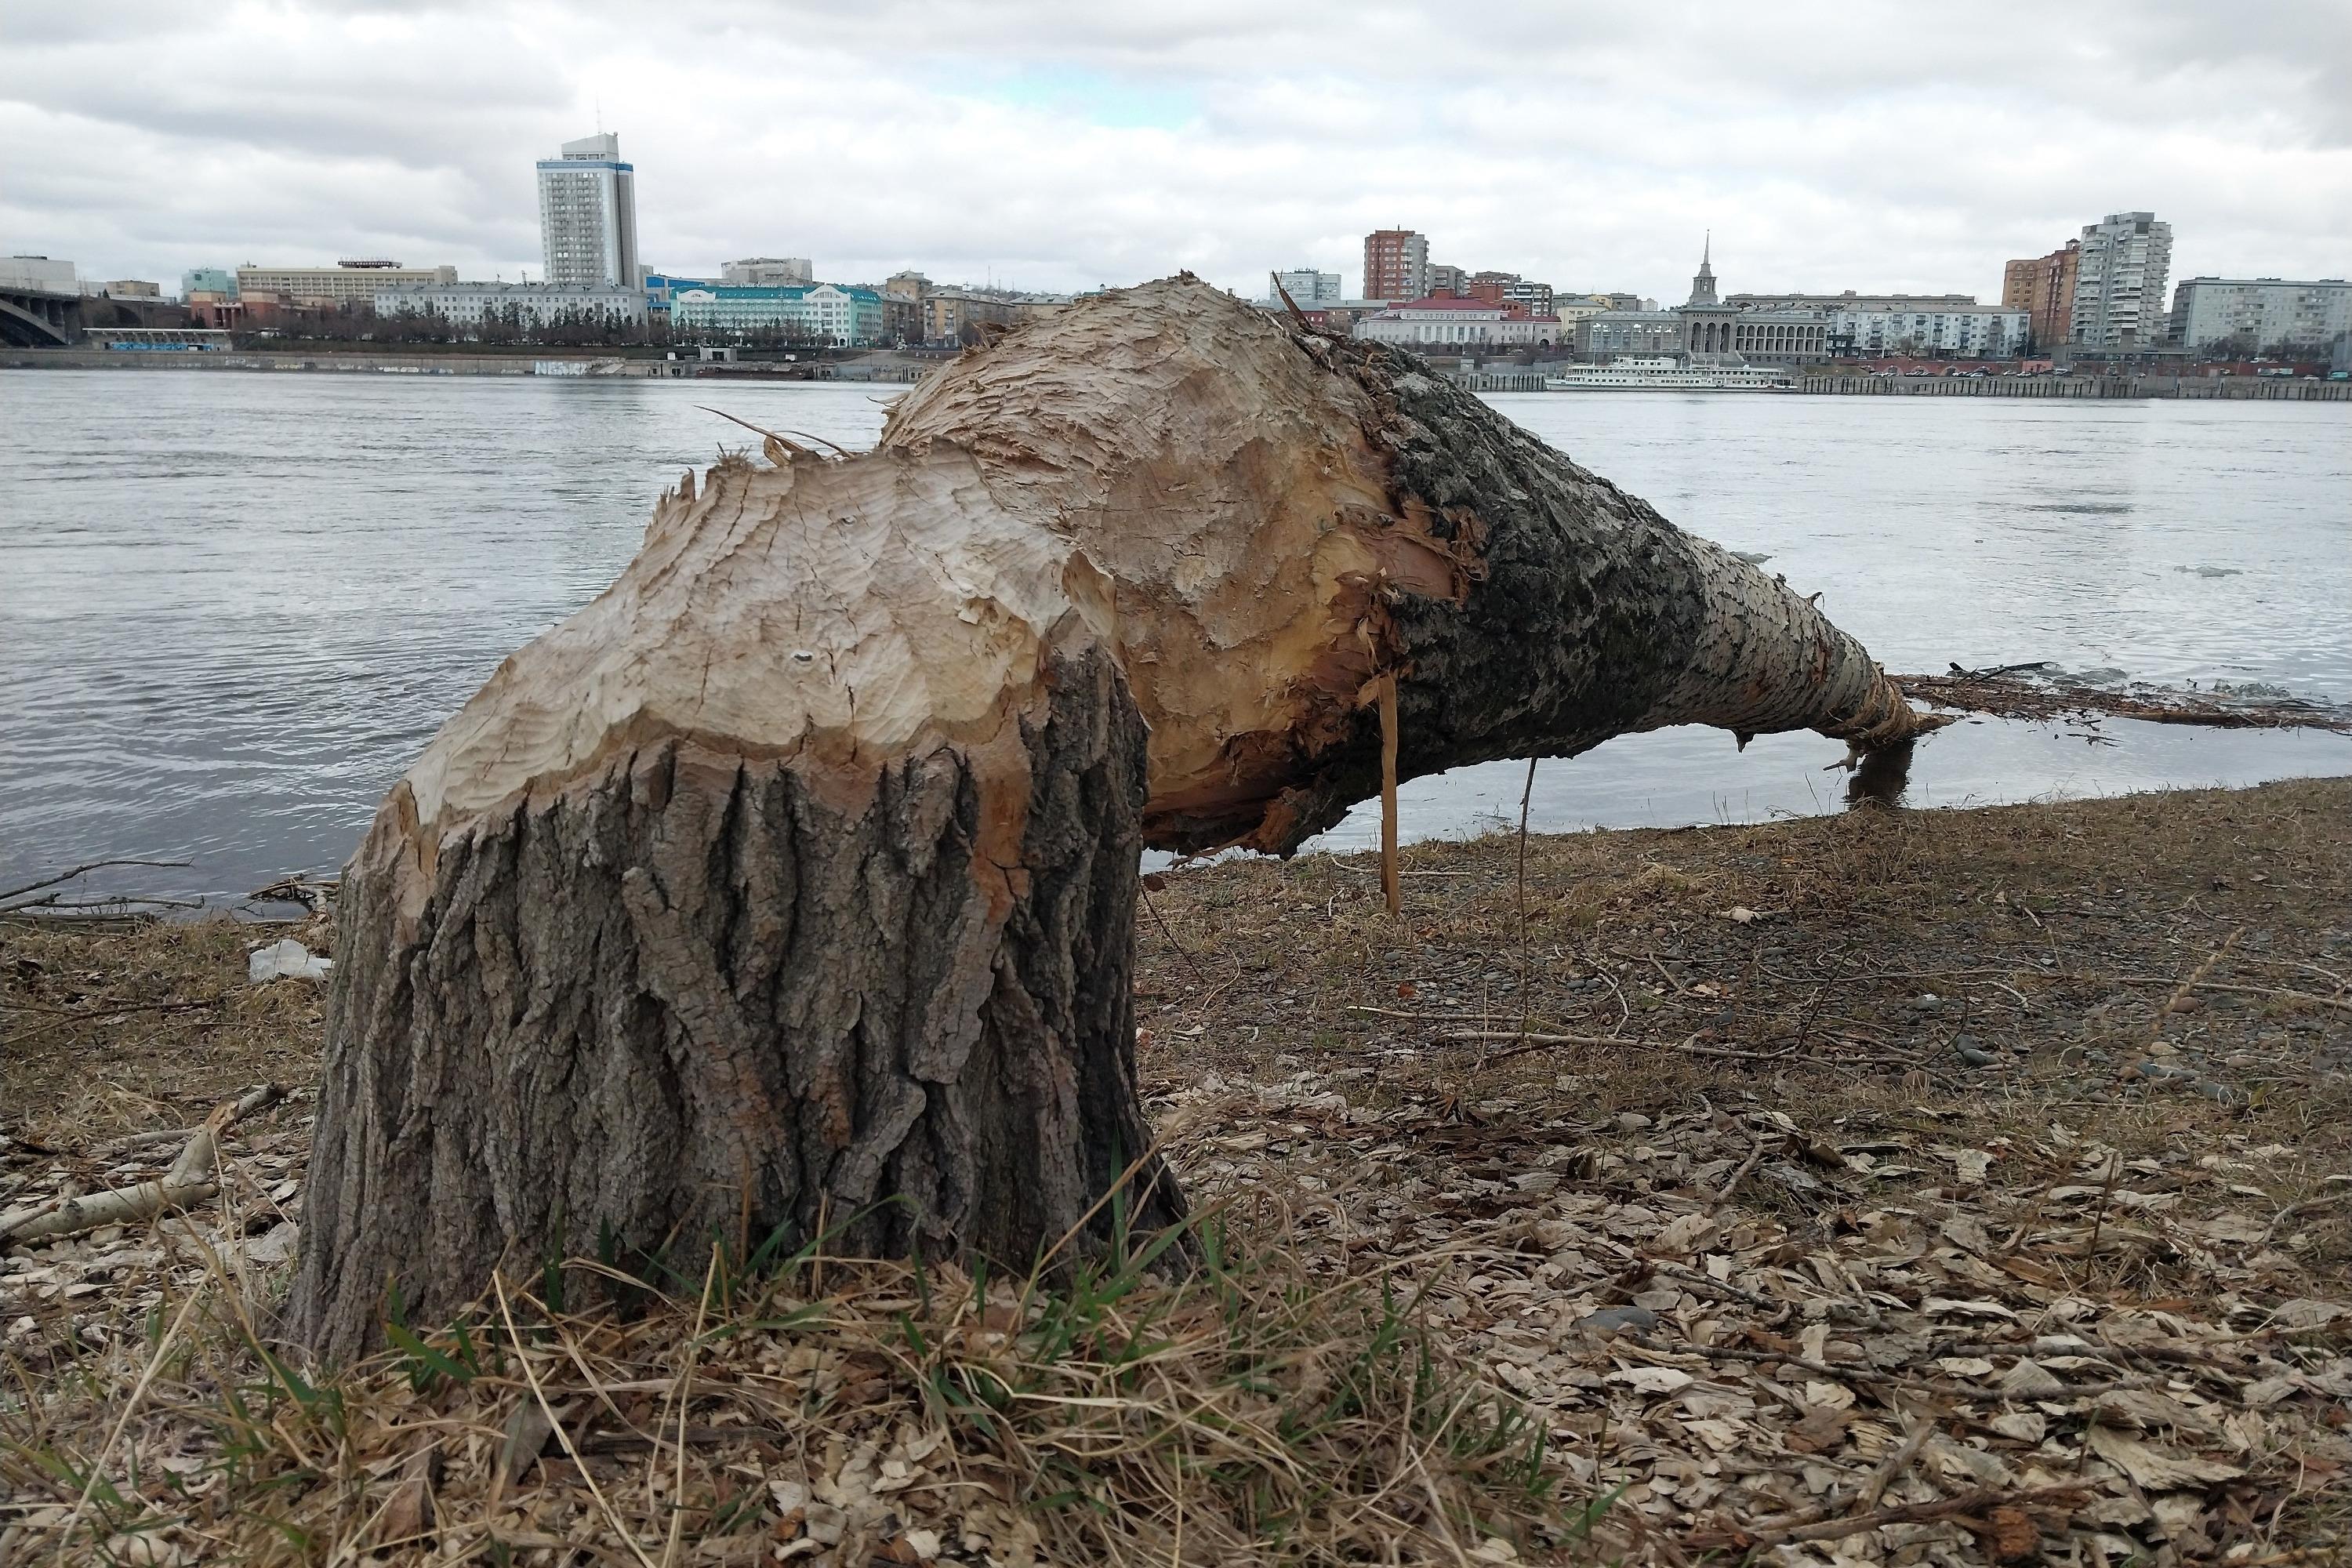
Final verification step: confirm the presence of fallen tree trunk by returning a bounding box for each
[288,278,1944,1358]
[1895,666,2352,734]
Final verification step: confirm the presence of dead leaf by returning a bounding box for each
[376,1444,440,1548]
[1782,1405,1849,1454]
[1651,1212,1717,1256]
[1606,1367,1694,1396]
[1985,1504,2042,1562]
[2000,1358,2068,1399]
[496,1398,561,1490]
[1937,1145,1994,1186]
[1998,1255,2067,1288]
[2085,1425,2245,1491]
[1926,1297,2019,1320]
[1802,1379,1857,1412]
[1991,1410,2047,1444]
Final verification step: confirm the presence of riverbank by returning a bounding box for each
[1452,368,2352,399]
[0,347,938,380]
[4,779,2349,1563]
[12,346,2351,399]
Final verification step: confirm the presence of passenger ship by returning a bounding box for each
[1544,354,1794,393]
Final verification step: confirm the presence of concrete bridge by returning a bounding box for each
[0,285,194,347]
[0,283,83,347]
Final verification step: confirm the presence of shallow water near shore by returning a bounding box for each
[2,370,2347,906]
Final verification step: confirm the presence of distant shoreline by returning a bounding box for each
[6,347,2350,401]
[0,347,928,383]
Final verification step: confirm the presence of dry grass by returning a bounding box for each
[2,913,329,1147]
[1,1189,1586,1564]
[5,777,2352,1565]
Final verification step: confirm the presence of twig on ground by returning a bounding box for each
[0,858,192,908]
[1745,1483,2089,1549]
[1141,879,1207,987]
[1854,1409,1932,1513]
[2114,975,2349,1012]
[92,1083,285,1159]
[1709,1134,1772,1204]
[1514,755,1538,1042]
[1438,1029,1797,1063]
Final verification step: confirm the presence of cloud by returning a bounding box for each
[4,0,2346,297]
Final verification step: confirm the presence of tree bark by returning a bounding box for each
[288,278,1941,1359]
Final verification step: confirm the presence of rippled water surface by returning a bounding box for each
[2,370,2347,905]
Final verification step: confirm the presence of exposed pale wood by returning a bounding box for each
[0,1181,219,1248]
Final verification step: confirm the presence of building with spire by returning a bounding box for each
[1675,238,1829,365]
[1686,234,1719,307]
[1576,238,1838,365]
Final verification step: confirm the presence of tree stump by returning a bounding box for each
[287,441,1178,1359]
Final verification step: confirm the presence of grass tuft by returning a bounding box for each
[2,1207,1606,1565]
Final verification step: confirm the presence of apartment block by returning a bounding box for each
[1363,230,1430,303]
[2070,212,2172,348]
[2001,240,2078,351]
[2169,277,2352,355]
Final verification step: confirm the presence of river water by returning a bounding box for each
[2,370,2347,908]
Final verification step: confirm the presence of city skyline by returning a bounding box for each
[6,3,2349,302]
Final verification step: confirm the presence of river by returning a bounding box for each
[2,369,2347,908]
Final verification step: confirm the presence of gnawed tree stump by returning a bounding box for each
[289,278,1944,1358]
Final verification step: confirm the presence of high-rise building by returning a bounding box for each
[2002,241,2079,351]
[537,132,641,289]
[1268,268,1343,306]
[1427,263,1468,295]
[2069,212,2172,348]
[1363,230,1429,303]
[723,257,813,287]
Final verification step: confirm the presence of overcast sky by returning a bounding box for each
[5,1,2348,303]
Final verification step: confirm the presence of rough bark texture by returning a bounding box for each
[289,641,1170,1362]
[1218,342,1939,850]
[289,277,1941,1359]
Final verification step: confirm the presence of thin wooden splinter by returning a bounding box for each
[1378,672,1401,919]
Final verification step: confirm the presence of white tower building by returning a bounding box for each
[536,132,641,289]
[2069,212,2172,348]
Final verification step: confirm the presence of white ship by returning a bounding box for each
[1544,354,1794,392]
